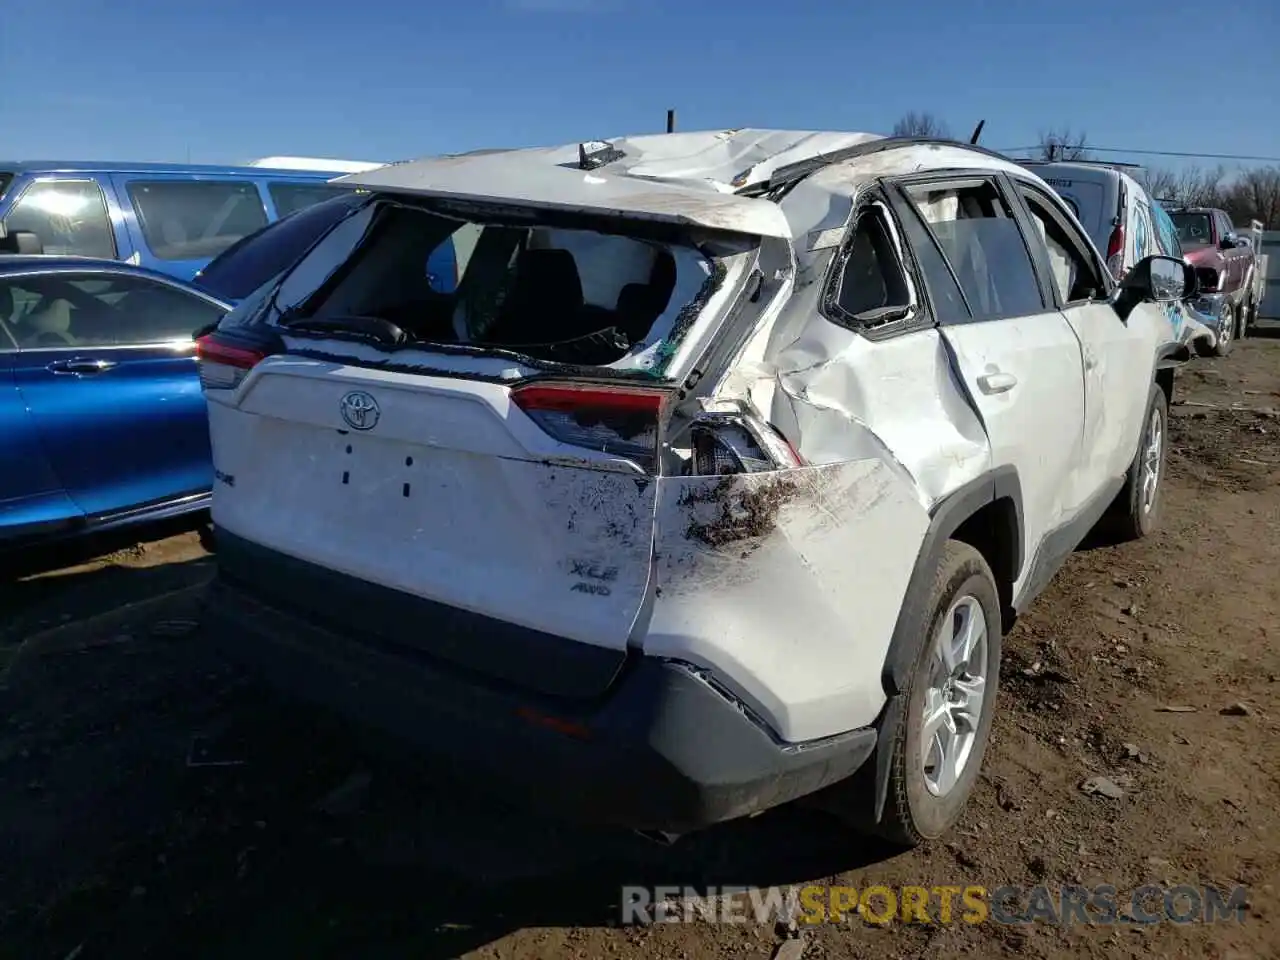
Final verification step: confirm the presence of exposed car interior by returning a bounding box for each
[298,204,685,364]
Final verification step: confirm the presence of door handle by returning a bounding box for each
[977,371,1018,394]
[47,358,116,376]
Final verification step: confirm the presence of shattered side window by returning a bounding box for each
[829,206,911,325]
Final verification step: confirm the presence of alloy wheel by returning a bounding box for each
[921,595,988,797]
[1141,405,1163,515]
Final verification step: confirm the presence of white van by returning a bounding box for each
[1020,160,1214,352]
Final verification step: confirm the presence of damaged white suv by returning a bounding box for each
[196,130,1195,846]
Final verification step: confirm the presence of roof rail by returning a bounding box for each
[1020,158,1146,170]
[736,136,1016,197]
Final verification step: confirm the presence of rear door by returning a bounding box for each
[112,175,271,281]
[888,174,1087,577]
[9,270,226,518]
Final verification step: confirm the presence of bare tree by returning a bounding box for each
[1228,167,1280,228]
[1142,167,1181,203]
[1141,164,1226,208]
[1177,165,1229,208]
[1037,128,1090,161]
[892,111,951,140]
[1141,163,1280,228]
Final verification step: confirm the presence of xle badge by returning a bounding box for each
[339,391,380,430]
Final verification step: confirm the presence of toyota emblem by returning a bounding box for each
[339,391,380,430]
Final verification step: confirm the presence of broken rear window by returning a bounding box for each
[292,202,719,369]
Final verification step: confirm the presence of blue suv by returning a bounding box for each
[0,160,371,283]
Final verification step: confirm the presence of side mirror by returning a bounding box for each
[1220,233,1238,250]
[1113,254,1197,320]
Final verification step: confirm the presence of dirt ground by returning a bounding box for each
[3,327,1279,960]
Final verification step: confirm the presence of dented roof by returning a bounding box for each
[336,129,891,240]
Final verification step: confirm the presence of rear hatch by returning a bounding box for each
[199,187,772,698]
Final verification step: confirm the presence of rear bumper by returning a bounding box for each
[201,567,876,834]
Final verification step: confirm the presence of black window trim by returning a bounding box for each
[1005,174,1113,310]
[881,181,974,326]
[0,266,229,353]
[1,177,119,259]
[885,168,1050,325]
[818,189,933,340]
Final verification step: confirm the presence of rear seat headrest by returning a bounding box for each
[506,248,584,313]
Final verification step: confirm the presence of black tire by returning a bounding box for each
[869,541,1002,847]
[1108,383,1168,542]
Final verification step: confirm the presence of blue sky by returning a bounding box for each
[4,0,1278,175]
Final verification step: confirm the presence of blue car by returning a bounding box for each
[0,254,231,549]
[0,184,468,553]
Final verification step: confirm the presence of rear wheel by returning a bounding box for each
[866,541,1002,847]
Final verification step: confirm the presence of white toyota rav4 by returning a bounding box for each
[195,130,1196,847]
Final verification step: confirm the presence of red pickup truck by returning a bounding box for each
[1169,206,1265,354]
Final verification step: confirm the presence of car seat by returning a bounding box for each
[0,285,16,348]
[481,247,587,345]
[158,217,189,258]
[21,298,76,347]
[615,248,677,339]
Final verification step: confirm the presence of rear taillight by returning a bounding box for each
[195,333,270,391]
[1105,222,1126,279]
[511,382,672,472]
[688,414,804,476]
